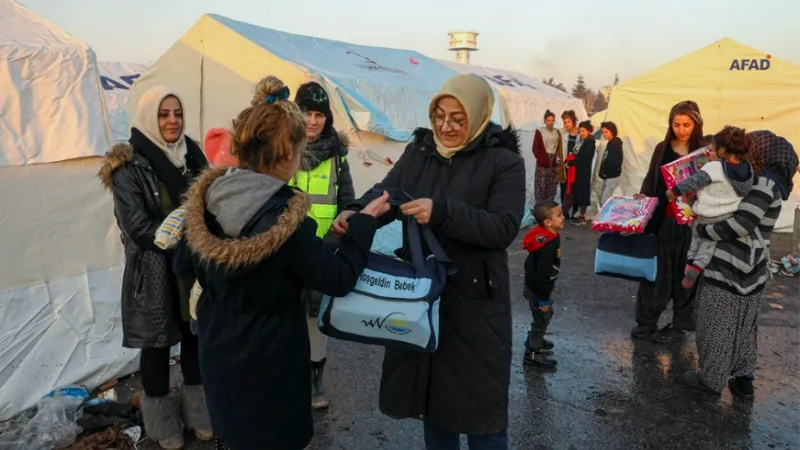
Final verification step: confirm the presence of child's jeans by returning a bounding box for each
[524,287,553,351]
[424,421,508,450]
[688,213,732,269]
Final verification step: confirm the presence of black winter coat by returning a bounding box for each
[180,167,377,450]
[566,137,595,207]
[98,135,206,348]
[599,137,623,179]
[347,123,526,435]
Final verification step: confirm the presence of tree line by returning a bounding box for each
[542,73,619,115]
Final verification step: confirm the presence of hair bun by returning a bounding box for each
[252,76,287,106]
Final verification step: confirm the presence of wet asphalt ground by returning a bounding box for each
[126,225,799,450]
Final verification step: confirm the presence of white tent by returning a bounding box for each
[98,61,150,142]
[128,13,464,145]
[440,60,587,132]
[604,38,800,231]
[0,0,132,420]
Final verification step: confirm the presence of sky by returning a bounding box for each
[16,0,800,90]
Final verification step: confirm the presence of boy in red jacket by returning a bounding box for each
[523,201,565,368]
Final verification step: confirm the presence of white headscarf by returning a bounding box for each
[133,86,188,169]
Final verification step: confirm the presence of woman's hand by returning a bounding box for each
[633,193,647,200]
[554,156,562,165]
[360,191,391,218]
[666,189,677,202]
[400,198,434,225]
[331,210,356,236]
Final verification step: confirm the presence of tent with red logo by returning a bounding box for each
[129,13,486,192]
[601,37,800,230]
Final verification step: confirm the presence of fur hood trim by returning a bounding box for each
[337,130,351,152]
[183,166,311,269]
[411,123,521,156]
[98,143,134,189]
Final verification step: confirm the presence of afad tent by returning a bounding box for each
[129,13,470,192]
[604,37,800,231]
[0,0,130,420]
[98,61,150,142]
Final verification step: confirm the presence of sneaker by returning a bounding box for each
[523,350,557,368]
[652,325,686,344]
[728,376,755,400]
[631,324,657,339]
[681,371,719,395]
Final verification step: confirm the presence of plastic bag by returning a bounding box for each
[591,196,659,234]
[0,386,87,450]
[521,203,536,229]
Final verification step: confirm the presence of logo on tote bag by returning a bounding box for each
[361,312,412,335]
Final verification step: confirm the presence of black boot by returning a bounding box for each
[728,376,755,400]
[631,324,657,339]
[524,349,558,368]
[311,358,329,410]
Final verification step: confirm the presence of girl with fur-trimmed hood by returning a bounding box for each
[98,86,211,449]
[179,83,389,450]
[199,77,356,411]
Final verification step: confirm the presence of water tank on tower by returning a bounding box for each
[448,31,478,65]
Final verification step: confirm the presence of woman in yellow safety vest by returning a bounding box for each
[291,81,355,410]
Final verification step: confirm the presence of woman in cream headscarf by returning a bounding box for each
[334,74,526,449]
[99,86,211,449]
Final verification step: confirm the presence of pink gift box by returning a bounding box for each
[592,195,659,234]
[660,147,713,224]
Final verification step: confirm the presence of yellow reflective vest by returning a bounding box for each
[289,156,346,238]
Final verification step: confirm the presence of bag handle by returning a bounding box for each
[371,188,457,275]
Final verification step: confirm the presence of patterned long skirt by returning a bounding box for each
[535,165,558,204]
[695,280,760,392]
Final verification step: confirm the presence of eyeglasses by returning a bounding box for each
[431,115,466,131]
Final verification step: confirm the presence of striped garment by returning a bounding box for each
[697,175,782,295]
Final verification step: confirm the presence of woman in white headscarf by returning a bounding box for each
[99,86,211,449]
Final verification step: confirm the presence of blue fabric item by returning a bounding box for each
[538,300,551,307]
[594,232,659,282]
[318,194,457,353]
[723,160,752,183]
[521,203,536,229]
[371,220,403,256]
[265,86,290,104]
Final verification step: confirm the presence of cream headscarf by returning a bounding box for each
[133,86,188,169]
[429,74,495,159]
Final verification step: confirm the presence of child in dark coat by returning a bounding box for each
[522,201,565,368]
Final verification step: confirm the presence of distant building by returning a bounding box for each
[600,86,613,101]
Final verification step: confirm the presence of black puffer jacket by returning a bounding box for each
[98,132,206,348]
[347,123,526,435]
